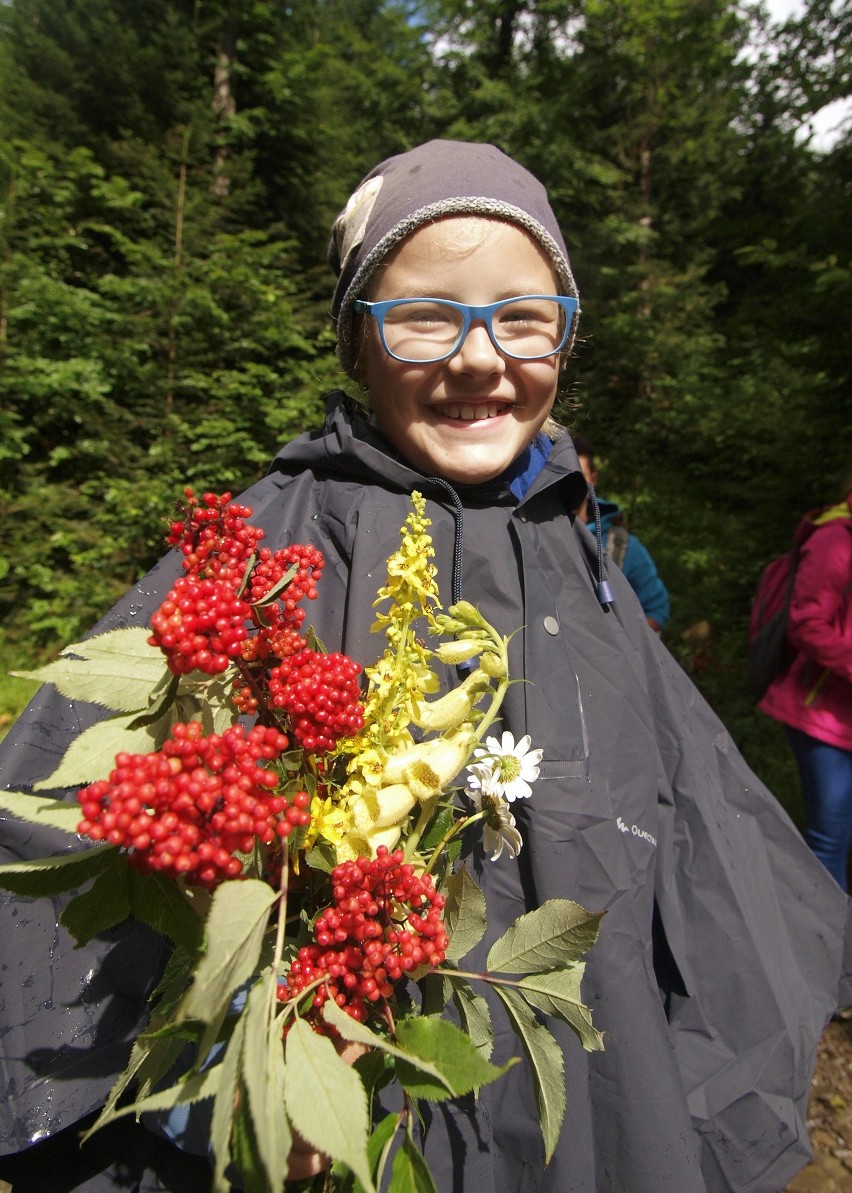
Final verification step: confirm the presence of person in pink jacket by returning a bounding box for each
[759,485,852,889]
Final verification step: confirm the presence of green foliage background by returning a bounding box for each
[1,0,850,816]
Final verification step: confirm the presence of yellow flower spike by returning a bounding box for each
[410,669,490,732]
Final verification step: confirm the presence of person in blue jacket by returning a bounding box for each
[572,432,670,632]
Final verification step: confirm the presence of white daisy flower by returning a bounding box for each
[464,773,524,861]
[470,731,543,802]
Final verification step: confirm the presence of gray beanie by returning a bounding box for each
[328,140,580,377]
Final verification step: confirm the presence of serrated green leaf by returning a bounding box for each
[62,627,165,663]
[353,1113,401,1193]
[89,1028,190,1137]
[211,1006,249,1192]
[14,628,169,713]
[394,1017,513,1102]
[231,1094,267,1193]
[486,899,603,974]
[443,865,487,962]
[60,855,131,944]
[419,803,454,852]
[446,977,493,1059]
[516,968,604,1052]
[389,1134,439,1193]
[284,1019,375,1193]
[242,973,290,1193]
[321,1001,452,1095]
[0,843,116,896]
[493,986,565,1163]
[91,949,199,1133]
[175,672,239,735]
[93,1065,222,1124]
[127,673,179,729]
[180,880,277,1027]
[33,710,174,790]
[127,868,204,955]
[0,789,83,834]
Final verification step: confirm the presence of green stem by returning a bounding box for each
[447,967,544,993]
[270,853,290,1020]
[422,810,487,876]
[402,794,438,862]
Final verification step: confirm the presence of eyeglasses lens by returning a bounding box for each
[382,299,567,362]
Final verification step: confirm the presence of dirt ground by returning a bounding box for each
[783,1014,852,1192]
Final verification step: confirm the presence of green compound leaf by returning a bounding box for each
[516,967,604,1053]
[0,789,84,834]
[352,1113,401,1193]
[211,1006,249,1192]
[60,854,131,944]
[241,972,290,1193]
[284,1018,375,1193]
[0,842,116,897]
[90,949,199,1136]
[127,868,204,955]
[446,976,494,1060]
[443,864,487,963]
[321,1001,452,1094]
[231,1094,267,1193]
[486,898,603,974]
[180,879,277,1027]
[493,985,565,1164]
[393,1016,514,1102]
[88,1065,222,1126]
[14,627,169,713]
[389,1133,439,1193]
[33,709,174,790]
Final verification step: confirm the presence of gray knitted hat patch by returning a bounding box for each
[327,140,580,377]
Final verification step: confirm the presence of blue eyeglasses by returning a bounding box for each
[353,294,578,363]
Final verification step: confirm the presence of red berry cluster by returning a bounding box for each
[245,545,324,632]
[280,847,448,1021]
[268,649,364,753]
[147,489,364,754]
[148,576,250,675]
[167,489,263,582]
[77,721,292,888]
[149,492,324,680]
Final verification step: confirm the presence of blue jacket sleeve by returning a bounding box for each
[621,534,670,627]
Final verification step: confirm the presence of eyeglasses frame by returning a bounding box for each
[353,294,579,363]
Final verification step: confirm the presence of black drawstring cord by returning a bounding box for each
[426,476,464,606]
[587,484,615,608]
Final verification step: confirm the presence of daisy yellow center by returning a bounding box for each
[496,755,522,783]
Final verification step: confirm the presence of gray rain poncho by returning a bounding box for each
[1,394,847,1192]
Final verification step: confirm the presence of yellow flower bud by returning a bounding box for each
[433,639,487,665]
[479,649,507,679]
[410,670,487,732]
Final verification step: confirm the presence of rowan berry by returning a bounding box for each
[76,722,291,888]
[281,846,448,1021]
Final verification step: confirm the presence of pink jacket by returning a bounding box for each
[759,495,852,750]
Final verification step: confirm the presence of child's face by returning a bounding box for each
[358,217,562,485]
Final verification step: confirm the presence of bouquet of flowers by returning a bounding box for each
[0,488,602,1192]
